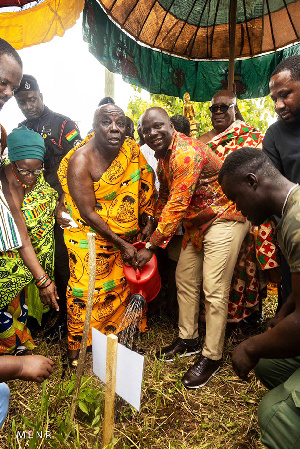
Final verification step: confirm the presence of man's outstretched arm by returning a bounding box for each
[232,272,300,380]
[0,355,53,383]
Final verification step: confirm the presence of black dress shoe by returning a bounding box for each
[155,337,201,362]
[181,355,221,389]
[243,311,264,325]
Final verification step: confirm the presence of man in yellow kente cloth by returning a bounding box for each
[58,104,156,365]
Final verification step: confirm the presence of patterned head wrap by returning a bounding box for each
[7,126,46,162]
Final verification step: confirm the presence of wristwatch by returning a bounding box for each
[145,242,156,252]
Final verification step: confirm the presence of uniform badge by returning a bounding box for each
[42,125,51,136]
[25,82,30,89]
[66,129,79,141]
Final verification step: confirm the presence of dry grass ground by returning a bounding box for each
[0,295,277,449]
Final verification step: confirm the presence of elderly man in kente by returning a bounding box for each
[199,90,280,328]
[137,107,249,388]
[0,126,59,355]
[57,104,156,366]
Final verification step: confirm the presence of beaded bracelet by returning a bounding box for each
[36,274,46,282]
[36,277,49,288]
[39,280,53,289]
[36,275,50,288]
[38,278,50,288]
[36,274,47,283]
[35,273,47,284]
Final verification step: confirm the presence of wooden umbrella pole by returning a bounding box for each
[70,232,96,422]
[102,334,118,447]
[228,0,237,91]
[105,67,115,99]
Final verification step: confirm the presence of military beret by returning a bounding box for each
[14,74,39,95]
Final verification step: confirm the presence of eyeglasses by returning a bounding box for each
[14,162,44,176]
[209,104,235,114]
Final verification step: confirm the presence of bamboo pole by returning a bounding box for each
[228,0,237,91]
[102,334,118,448]
[70,232,96,422]
[105,68,115,99]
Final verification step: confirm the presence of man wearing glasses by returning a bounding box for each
[199,90,239,144]
[198,90,280,327]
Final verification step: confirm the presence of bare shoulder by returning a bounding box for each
[0,163,24,208]
[198,130,215,144]
[68,140,94,174]
[2,163,18,189]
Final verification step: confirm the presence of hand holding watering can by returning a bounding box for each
[135,244,155,270]
[123,242,161,305]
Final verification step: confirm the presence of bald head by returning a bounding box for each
[140,107,174,157]
[212,90,236,104]
[93,103,124,125]
[141,107,170,123]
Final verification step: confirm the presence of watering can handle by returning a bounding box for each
[135,268,141,280]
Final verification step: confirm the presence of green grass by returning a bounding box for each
[1,295,277,449]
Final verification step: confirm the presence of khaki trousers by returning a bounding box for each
[176,219,249,360]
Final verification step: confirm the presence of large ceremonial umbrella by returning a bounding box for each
[0,1,34,5]
[83,0,300,100]
[0,0,85,49]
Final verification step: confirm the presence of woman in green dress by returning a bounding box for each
[0,126,59,354]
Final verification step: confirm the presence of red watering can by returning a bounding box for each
[123,242,161,307]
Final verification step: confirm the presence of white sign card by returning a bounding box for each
[92,328,144,411]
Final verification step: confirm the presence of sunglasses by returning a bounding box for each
[209,104,235,114]
[14,162,44,176]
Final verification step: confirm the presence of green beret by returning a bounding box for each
[7,126,46,162]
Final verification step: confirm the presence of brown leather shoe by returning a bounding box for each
[155,337,201,362]
[181,355,221,388]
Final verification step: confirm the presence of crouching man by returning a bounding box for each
[219,147,300,448]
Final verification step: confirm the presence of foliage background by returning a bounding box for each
[126,87,276,138]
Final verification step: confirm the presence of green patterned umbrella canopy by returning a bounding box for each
[83,0,300,100]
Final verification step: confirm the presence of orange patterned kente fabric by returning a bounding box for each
[149,131,245,251]
[207,120,263,156]
[58,135,156,350]
[207,120,280,321]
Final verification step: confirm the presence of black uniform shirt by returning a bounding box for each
[263,118,300,184]
[19,106,82,195]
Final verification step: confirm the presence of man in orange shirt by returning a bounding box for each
[137,107,249,388]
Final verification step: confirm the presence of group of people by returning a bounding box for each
[0,35,299,448]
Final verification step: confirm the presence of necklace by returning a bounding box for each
[11,165,30,189]
[281,184,299,217]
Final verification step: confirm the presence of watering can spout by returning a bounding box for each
[129,293,146,310]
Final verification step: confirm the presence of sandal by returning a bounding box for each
[15,348,33,356]
[67,349,80,368]
[68,356,79,368]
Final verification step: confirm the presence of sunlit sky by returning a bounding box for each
[1,15,149,136]
[0,12,279,136]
